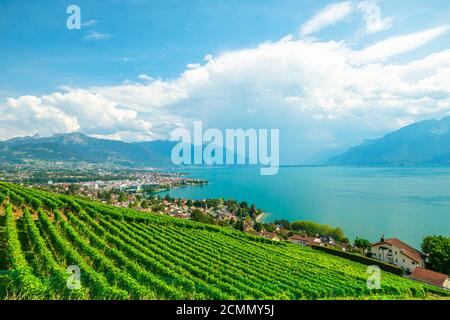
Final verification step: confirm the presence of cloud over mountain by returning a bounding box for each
[1,2,449,163]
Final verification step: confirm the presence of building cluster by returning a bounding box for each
[246,230,281,241]
[286,233,449,290]
[42,171,206,200]
[370,236,449,290]
[152,199,238,221]
[287,234,349,250]
[78,172,202,193]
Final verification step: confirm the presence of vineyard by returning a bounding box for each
[0,182,447,300]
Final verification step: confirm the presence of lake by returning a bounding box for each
[158,167,450,248]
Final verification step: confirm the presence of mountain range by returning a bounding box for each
[327,116,450,166]
[0,132,242,168]
[0,133,175,168]
[3,116,450,168]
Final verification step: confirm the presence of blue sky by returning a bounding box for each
[1,0,450,163]
[1,0,449,96]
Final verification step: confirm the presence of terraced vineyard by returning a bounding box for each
[0,182,447,300]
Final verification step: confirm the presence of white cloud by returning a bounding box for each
[109,57,132,63]
[300,1,392,37]
[83,31,111,41]
[203,54,214,62]
[81,19,98,27]
[138,74,154,82]
[1,26,450,163]
[352,25,450,63]
[0,89,155,140]
[300,1,354,36]
[187,63,201,69]
[357,0,393,34]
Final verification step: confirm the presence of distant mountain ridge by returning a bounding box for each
[327,116,450,166]
[0,132,173,168]
[0,132,245,168]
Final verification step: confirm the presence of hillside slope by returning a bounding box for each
[327,117,450,166]
[0,183,446,300]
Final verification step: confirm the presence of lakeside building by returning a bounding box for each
[370,237,426,273]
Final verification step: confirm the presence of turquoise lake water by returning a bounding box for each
[159,167,450,248]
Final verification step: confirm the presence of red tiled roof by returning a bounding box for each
[289,235,318,246]
[260,231,277,239]
[289,234,307,240]
[371,238,424,263]
[410,267,449,287]
[246,230,278,239]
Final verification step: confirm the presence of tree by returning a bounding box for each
[354,237,371,251]
[239,201,248,208]
[97,191,112,202]
[118,192,128,202]
[274,219,291,230]
[151,203,165,212]
[190,209,214,224]
[234,219,244,231]
[291,220,347,242]
[141,200,149,209]
[68,184,79,195]
[263,223,276,232]
[254,222,263,232]
[421,235,450,275]
[190,209,203,222]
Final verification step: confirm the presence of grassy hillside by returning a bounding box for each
[0,182,447,300]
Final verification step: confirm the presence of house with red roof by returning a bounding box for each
[370,236,426,273]
[410,267,450,290]
[288,234,321,247]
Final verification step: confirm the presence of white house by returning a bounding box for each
[370,237,425,273]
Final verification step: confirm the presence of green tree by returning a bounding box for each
[151,203,165,212]
[118,192,128,202]
[234,219,244,231]
[190,209,203,222]
[190,209,214,224]
[68,184,79,195]
[254,222,263,232]
[263,222,276,232]
[274,219,291,230]
[421,235,450,275]
[239,201,248,208]
[291,220,346,242]
[354,237,371,251]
